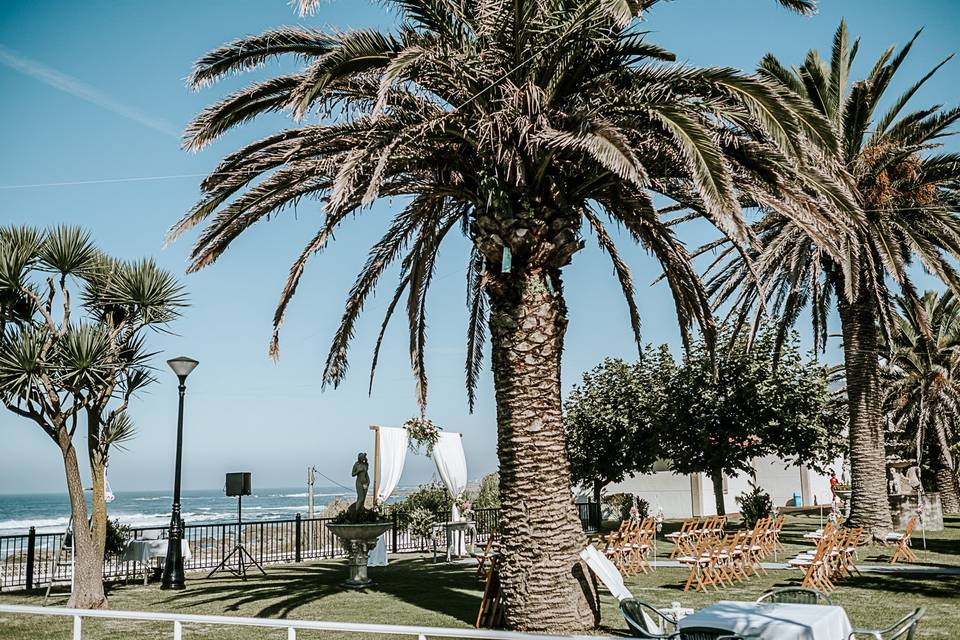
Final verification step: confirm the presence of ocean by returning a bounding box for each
[0,487,358,537]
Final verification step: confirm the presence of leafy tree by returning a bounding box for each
[472,472,500,510]
[173,0,848,629]
[564,352,669,504]
[659,326,845,515]
[705,20,960,533]
[884,291,960,512]
[0,226,185,608]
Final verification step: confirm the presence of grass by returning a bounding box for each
[0,514,957,639]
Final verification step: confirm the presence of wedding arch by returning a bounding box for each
[367,424,468,566]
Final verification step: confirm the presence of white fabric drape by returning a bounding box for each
[377,427,408,502]
[369,427,408,567]
[433,432,468,520]
[433,432,468,556]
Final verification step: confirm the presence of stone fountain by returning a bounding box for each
[887,459,944,531]
[326,452,392,588]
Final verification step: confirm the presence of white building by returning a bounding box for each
[590,456,841,519]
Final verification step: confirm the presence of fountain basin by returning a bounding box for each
[327,522,393,588]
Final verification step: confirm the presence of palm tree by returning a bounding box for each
[0,226,185,608]
[705,20,960,534]
[885,291,960,513]
[173,0,849,629]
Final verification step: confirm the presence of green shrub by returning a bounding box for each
[408,507,437,543]
[387,482,452,530]
[736,482,773,528]
[104,519,130,558]
[602,493,648,521]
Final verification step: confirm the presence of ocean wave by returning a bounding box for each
[133,496,171,501]
[0,517,71,533]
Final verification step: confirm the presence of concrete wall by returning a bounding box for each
[603,456,842,519]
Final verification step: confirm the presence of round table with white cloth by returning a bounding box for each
[677,600,853,640]
[120,539,192,585]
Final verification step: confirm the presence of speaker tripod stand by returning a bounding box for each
[207,495,266,580]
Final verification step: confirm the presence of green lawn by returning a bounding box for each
[0,514,957,639]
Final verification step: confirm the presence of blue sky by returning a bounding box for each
[1,1,958,494]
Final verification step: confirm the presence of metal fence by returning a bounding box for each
[0,508,500,592]
[576,502,601,532]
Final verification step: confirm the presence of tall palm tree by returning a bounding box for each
[885,291,960,513]
[705,21,960,534]
[173,0,849,629]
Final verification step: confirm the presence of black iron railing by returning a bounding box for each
[0,508,501,592]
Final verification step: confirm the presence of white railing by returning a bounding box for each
[0,604,609,640]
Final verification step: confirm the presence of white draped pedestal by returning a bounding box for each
[368,427,408,567]
[433,432,469,555]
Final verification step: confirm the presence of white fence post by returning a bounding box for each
[72,615,82,640]
[288,627,297,640]
[173,620,183,640]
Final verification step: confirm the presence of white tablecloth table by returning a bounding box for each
[678,601,853,640]
[431,521,476,562]
[121,540,192,585]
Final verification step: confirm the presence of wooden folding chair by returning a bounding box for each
[603,531,629,573]
[474,531,499,578]
[680,536,718,593]
[887,516,919,564]
[666,519,698,559]
[740,520,768,577]
[789,532,834,592]
[841,527,863,576]
[770,515,786,554]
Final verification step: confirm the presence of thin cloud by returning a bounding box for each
[0,44,179,138]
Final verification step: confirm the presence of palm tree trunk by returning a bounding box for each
[488,270,598,632]
[58,432,107,609]
[931,433,960,514]
[838,296,893,535]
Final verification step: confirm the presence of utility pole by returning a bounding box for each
[307,465,316,519]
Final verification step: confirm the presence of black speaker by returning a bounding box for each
[226,472,252,497]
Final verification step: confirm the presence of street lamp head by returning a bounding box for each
[167,356,199,381]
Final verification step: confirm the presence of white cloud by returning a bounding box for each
[0,44,179,138]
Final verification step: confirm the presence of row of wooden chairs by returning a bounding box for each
[788,525,864,592]
[600,517,656,576]
[665,515,728,558]
[677,516,783,593]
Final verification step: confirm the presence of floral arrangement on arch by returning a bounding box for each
[404,416,442,455]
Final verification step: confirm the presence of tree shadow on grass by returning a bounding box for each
[159,557,482,623]
[840,573,960,599]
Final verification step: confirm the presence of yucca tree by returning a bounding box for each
[0,226,186,608]
[885,291,960,512]
[173,0,851,629]
[705,21,960,534]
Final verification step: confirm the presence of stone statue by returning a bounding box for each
[905,466,923,493]
[352,452,370,511]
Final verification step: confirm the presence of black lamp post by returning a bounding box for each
[161,356,199,590]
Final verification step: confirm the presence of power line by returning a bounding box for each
[313,469,353,493]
